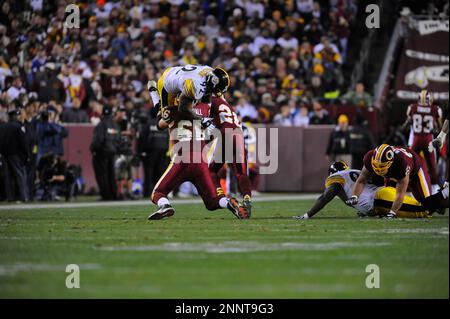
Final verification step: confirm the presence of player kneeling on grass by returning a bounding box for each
[294,161,432,219]
[349,144,449,219]
[148,102,249,220]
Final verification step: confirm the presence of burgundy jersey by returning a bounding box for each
[363,147,422,180]
[407,103,442,136]
[210,96,242,130]
[164,103,210,159]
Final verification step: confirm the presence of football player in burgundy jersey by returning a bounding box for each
[429,119,449,180]
[148,103,249,220]
[349,144,448,218]
[208,96,253,214]
[403,90,443,189]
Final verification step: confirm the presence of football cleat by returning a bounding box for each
[227,197,250,219]
[293,213,309,220]
[242,195,252,217]
[147,80,157,92]
[148,204,175,220]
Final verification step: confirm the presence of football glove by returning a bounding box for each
[200,117,214,129]
[428,138,443,153]
[345,195,358,206]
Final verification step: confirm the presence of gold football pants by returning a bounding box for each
[373,187,429,218]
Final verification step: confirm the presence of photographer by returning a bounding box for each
[36,105,68,160]
[37,153,77,201]
[90,105,119,200]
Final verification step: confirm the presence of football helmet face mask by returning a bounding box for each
[206,67,230,96]
[371,144,395,176]
[328,160,349,176]
[418,90,432,106]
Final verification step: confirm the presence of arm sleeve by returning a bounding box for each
[406,105,412,118]
[363,151,372,171]
[307,183,342,217]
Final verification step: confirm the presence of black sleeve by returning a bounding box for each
[90,122,105,153]
[306,183,342,218]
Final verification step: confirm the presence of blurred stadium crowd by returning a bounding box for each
[0,0,447,202]
[0,0,371,127]
[0,0,367,202]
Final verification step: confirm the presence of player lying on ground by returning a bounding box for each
[293,161,430,219]
[148,103,249,220]
[147,64,229,123]
[402,90,443,191]
[349,144,449,219]
[207,95,252,214]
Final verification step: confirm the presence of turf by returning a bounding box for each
[0,197,448,298]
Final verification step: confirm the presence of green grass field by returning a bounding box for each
[0,196,448,298]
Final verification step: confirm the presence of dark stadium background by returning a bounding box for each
[0,0,448,200]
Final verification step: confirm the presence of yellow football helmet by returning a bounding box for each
[371,144,395,176]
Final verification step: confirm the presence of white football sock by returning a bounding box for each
[150,91,160,107]
[157,197,170,207]
[219,197,229,208]
[431,184,440,195]
[442,182,449,199]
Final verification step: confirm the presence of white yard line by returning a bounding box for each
[0,263,101,276]
[0,194,320,211]
[94,241,391,253]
